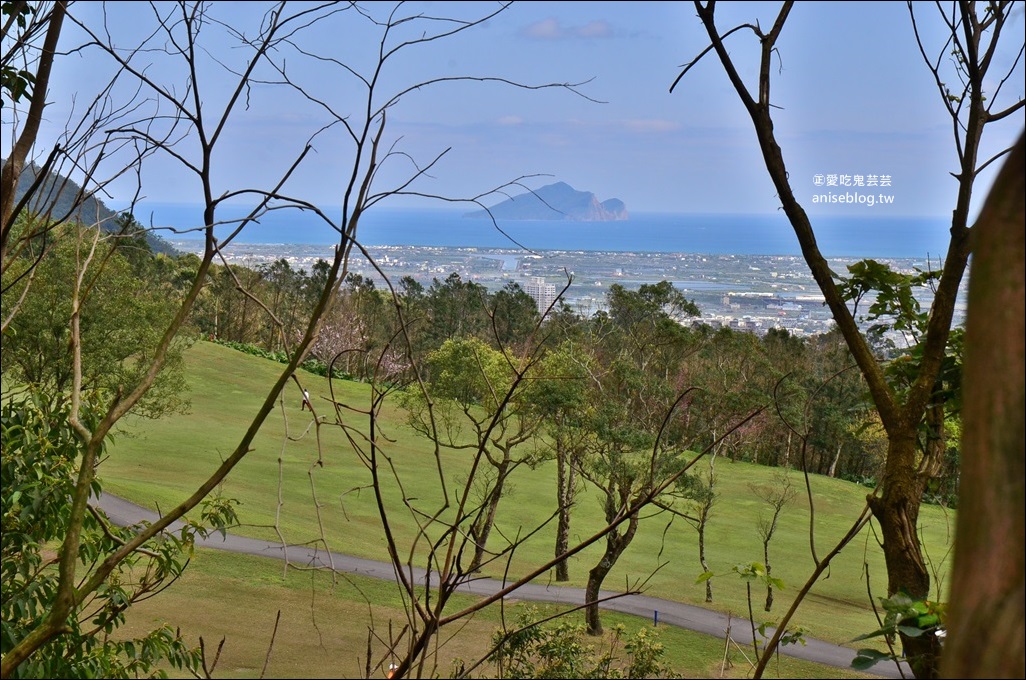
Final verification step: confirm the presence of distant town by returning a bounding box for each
[170,240,966,345]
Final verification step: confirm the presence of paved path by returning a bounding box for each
[97,494,908,678]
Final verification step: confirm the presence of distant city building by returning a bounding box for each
[523,276,557,314]
[166,240,957,338]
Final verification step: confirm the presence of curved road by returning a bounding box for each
[98,494,908,678]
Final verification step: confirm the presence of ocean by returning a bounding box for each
[128,203,953,260]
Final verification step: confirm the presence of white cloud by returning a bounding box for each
[521,17,615,40]
[575,20,612,38]
[522,18,563,39]
[497,115,524,126]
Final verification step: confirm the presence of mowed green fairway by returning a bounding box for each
[104,342,954,663]
[117,547,876,679]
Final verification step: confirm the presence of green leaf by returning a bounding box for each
[851,656,880,671]
[695,571,714,584]
[850,626,891,643]
[851,648,892,671]
[898,625,928,638]
[916,614,939,628]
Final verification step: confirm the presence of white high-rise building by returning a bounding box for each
[523,276,557,314]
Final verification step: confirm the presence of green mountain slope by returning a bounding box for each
[7,158,178,256]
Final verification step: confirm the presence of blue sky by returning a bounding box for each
[41,2,1025,220]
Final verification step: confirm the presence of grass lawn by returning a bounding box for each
[103,341,955,668]
[118,547,878,679]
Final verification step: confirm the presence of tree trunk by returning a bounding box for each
[469,461,509,573]
[585,558,613,637]
[764,526,774,612]
[0,3,66,258]
[868,431,939,678]
[700,454,716,602]
[941,132,1024,680]
[239,297,250,343]
[585,513,639,636]
[554,445,573,581]
[698,506,713,603]
[921,402,947,480]
[828,442,842,478]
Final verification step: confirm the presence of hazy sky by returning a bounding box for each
[40,1,1025,220]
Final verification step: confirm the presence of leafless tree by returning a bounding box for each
[750,470,797,612]
[0,2,596,675]
[2,3,771,678]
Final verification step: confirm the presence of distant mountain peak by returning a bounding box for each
[465,182,628,221]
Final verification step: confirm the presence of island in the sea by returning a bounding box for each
[464,182,628,221]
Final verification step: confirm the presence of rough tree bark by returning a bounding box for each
[0,2,65,244]
[554,437,576,582]
[941,132,1024,679]
[468,456,511,573]
[585,491,640,636]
